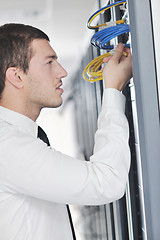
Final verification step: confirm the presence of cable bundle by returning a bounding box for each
[83,0,129,82]
[83,52,111,82]
[90,24,129,50]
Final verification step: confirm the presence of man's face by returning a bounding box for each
[23,39,68,111]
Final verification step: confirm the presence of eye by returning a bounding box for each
[48,60,53,64]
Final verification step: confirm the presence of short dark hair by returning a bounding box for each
[0,23,50,98]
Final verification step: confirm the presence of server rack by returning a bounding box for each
[128,1,160,239]
[71,0,160,239]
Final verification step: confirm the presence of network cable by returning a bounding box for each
[82,49,129,82]
[90,24,129,49]
[103,43,130,50]
[83,52,111,82]
[87,0,126,30]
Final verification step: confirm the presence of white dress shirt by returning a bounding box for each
[0,88,130,240]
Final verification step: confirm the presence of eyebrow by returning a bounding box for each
[45,55,58,60]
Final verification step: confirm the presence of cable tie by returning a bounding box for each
[119,5,126,11]
[99,21,117,30]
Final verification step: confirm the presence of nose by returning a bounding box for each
[57,62,68,79]
[62,66,68,78]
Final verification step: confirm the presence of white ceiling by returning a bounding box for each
[0,0,101,78]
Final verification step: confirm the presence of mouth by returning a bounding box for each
[56,81,64,94]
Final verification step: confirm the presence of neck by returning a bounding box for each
[0,102,41,122]
[0,94,41,122]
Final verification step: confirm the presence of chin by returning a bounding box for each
[49,100,63,108]
[54,102,63,108]
[42,97,63,109]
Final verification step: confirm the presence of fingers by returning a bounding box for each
[111,43,124,63]
[103,56,112,63]
[101,66,104,72]
[103,44,131,64]
[123,46,131,57]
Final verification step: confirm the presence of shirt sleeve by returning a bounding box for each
[0,88,130,205]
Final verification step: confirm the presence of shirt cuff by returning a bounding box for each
[102,88,126,113]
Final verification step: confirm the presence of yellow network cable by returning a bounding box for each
[83,53,111,82]
[83,51,128,82]
[87,0,126,29]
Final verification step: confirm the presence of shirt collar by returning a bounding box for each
[0,106,38,138]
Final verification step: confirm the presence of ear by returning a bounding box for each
[5,67,24,89]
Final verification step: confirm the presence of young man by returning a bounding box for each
[0,23,132,239]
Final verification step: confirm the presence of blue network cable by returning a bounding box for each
[87,0,126,29]
[103,43,130,50]
[90,24,130,49]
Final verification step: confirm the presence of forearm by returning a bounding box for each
[89,88,130,203]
